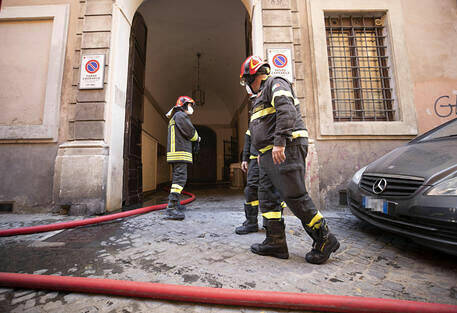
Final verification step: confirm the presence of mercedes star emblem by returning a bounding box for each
[372,178,388,194]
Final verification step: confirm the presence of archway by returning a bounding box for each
[120,0,255,206]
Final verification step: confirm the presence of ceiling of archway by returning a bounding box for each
[138,0,249,125]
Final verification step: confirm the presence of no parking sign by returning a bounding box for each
[267,48,293,82]
[79,54,105,89]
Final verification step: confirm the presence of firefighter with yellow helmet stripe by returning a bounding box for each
[239,56,340,264]
[164,96,200,220]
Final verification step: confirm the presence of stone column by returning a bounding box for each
[53,0,113,215]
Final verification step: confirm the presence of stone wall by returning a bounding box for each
[53,0,114,215]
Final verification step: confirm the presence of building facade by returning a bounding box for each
[0,0,456,214]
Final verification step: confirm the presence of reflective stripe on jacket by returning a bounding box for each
[249,76,308,153]
[167,111,199,163]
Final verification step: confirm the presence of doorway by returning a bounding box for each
[188,125,217,183]
[122,0,252,207]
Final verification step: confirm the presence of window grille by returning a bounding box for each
[325,15,394,122]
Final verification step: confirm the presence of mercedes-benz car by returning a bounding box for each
[347,118,457,256]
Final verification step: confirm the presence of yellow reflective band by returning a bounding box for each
[250,107,276,122]
[320,242,326,252]
[271,90,293,107]
[307,211,323,229]
[170,124,175,152]
[249,155,259,160]
[171,184,183,191]
[167,158,193,162]
[294,98,300,105]
[246,129,251,136]
[171,184,183,194]
[247,200,259,206]
[280,201,287,208]
[259,145,273,154]
[190,130,199,142]
[292,130,309,139]
[167,154,193,158]
[262,211,282,219]
[167,151,192,156]
[167,151,193,162]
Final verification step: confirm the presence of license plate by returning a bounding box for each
[362,196,388,214]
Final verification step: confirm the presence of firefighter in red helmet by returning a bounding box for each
[239,55,340,264]
[164,96,200,220]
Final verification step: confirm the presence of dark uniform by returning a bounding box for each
[242,130,260,207]
[235,130,260,234]
[166,110,199,211]
[236,129,287,234]
[249,75,339,263]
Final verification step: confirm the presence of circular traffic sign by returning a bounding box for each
[85,59,100,74]
[272,54,288,68]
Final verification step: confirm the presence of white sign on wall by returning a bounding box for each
[79,54,105,89]
[267,48,293,82]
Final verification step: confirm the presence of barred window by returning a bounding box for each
[325,15,395,122]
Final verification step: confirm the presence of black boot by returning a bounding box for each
[304,218,339,264]
[164,200,185,220]
[177,201,186,212]
[251,219,289,259]
[235,204,258,235]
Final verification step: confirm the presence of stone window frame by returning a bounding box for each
[0,5,69,142]
[308,0,417,137]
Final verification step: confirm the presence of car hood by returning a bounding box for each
[365,139,457,183]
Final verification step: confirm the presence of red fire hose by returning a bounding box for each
[0,273,455,313]
[0,192,456,312]
[0,191,195,237]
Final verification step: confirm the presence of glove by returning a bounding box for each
[198,136,201,143]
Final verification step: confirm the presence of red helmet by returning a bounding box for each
[166,96,195,118]
[240,56,270,85]
[175,96,195,108]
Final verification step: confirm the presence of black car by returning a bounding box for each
[347,118,457,256]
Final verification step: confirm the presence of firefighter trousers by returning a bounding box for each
[244,158,259,212]
[258,139,318,224]
[168,162,188,204]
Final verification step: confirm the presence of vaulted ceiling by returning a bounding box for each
[138,0,249,125]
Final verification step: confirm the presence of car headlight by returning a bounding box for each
[426,176,457,196]
[351,166,367,185]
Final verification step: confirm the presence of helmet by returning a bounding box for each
[175,96,195,108]
[166,96,195,118]
[239,56,270,86]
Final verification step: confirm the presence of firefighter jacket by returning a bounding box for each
[242,130,259,162]
[167,111,199,164]
[249,76,308,154]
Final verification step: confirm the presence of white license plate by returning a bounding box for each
[362,196,388,214]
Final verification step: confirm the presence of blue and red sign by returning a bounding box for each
[272,54,288,68]
[85,60,100,74]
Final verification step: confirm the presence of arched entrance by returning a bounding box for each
[118,0,259,207]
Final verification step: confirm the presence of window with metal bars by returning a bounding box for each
[325,15,395,122]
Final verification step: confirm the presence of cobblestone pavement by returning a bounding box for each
[0,186,456,312]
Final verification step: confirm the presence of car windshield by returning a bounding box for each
[418,118,457,142]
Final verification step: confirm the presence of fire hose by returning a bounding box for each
[0,193,456,312]
[0,191,195,237]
